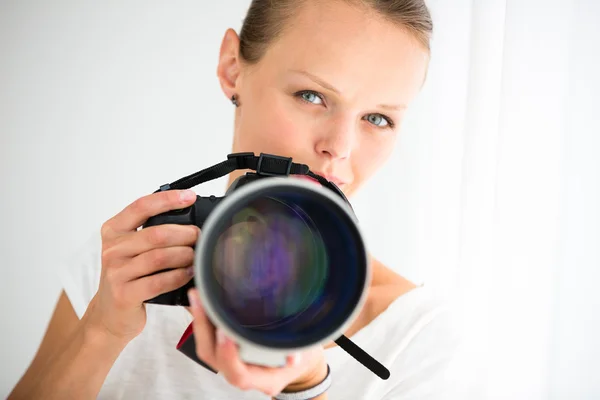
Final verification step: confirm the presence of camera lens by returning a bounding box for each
[197,179,367,349]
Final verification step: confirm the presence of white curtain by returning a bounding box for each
[356,0,600,398]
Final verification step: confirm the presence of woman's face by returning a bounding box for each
[218,0,429,197]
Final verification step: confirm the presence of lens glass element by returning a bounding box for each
[213,197,328,328]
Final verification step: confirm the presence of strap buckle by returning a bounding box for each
[256,153,293,177]
[227,152,255,169]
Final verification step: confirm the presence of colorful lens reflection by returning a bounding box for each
[212,197,328,329]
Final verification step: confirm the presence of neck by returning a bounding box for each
[369,257,415,289]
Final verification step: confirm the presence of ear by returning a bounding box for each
[217,28,242,100]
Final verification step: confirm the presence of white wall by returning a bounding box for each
[1,1,599,398]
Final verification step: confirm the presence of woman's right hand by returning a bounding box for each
[82,189,200,343]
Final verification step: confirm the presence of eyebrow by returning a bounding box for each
[289,69,407,111]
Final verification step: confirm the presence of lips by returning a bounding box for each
[292,172,347,189]
[292,175,321,186]
[313,172,346,188]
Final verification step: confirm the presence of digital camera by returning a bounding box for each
[142,152,389,379]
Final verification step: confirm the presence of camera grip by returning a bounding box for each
[143,200,198,229]
[142,195,223,306]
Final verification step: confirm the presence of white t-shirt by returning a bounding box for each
[57,229,474,400]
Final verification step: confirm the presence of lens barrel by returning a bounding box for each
[195,177,369,357]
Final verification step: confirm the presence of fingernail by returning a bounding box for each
[216,329,226,345]
[186,266,195,276]
[180,190,196,202]
[292,353,302,366]
[187,289,199,308]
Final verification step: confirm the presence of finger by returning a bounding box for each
[127,263,194,302]
[247,355,300,386]
[188,288,217,368]
[102,190,197,239]
[247,353,302,374]
[106,224,200,259]
[120,246,196,282]
[214,332,294,395]
[214,330,252,390]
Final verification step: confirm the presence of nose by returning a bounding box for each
[315,118,355,160]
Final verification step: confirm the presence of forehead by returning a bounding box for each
[257,0,429,104]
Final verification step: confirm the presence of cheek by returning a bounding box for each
[236,92,309,155]
[352,135,396,184]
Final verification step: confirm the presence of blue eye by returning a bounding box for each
[365,114,391,128]
[297,90,324,105]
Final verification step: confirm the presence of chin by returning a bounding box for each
[340,185,354,198]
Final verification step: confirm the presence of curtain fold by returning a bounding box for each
[386,1,600,398]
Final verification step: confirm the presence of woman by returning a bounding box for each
[9,0,465,399]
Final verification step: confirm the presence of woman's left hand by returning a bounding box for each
[186,288,329,398]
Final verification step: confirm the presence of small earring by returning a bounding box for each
[231,94,239,107]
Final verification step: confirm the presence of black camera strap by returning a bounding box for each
[158,152,389,380]
[155,152,331,193]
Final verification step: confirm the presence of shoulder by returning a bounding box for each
[366,261,461,355]
[372,284,458,349]
[374,285,478,398]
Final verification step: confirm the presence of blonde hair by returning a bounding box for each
[238,0,433,64]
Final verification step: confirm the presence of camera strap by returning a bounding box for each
[155,152,332,193]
